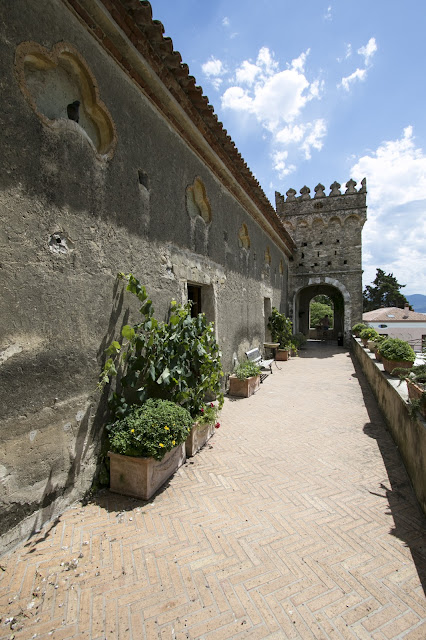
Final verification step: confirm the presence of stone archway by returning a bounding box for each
[292,278,352,345]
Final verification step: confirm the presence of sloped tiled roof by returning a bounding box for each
[363,307,426,322]
[67,0,295,253]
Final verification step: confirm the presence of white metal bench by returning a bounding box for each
[245,347,273,382]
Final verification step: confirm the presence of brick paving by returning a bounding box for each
[1,342,425,639]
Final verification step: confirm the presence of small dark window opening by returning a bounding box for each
[327,261,332,266]
[289,256,294,262]
[318,241,323,245]
[334,251,337,255]
[303,242,307,246]
[317,252,320,257]
[138,170,149,189]
[314,263,318,266]
[301,252,304,258]
[343,260,347,265]
[187,285,201,318]
[299,263,304,267]
[336,239,340,243]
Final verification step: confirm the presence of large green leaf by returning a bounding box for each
[122,325,135,341]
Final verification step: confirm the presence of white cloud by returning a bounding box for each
[235,60,260,86]
[222,17,230,27]
[220,46,325,177]
[324,5,332,21]
[276,124,305,145]
[350,127,426,293]
[290,49,310,73]
[339,37,377,91]
[337,43,352,63]
[256,47,279,75]
[221,86,253,111]
[275,120,327,159]
[222,48,318,130]
[358,37,377,66]
[202,57,225,77]
[202,57,226,90]
[340,67,367,91]
[301,119,327,159]
[272,151,296,179]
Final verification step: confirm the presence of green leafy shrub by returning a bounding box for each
[234,361,261,380]
[359,327,379,341]
[99,274,224,420]
[378,338,416,363]
[352,322,367,336]
[292,333,307,349]
[373,335,387,347]
[267,308,293,348]
[107,399,192,460]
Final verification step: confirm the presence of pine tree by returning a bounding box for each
[363,269,409,312]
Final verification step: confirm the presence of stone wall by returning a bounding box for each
[352,338,426,515]
[0,0,291,552]
[276,181,367,343]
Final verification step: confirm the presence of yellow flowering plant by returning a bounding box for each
[107,399,192,460]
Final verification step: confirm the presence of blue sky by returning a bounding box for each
[152,1,426,295]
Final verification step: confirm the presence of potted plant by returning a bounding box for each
[186,402,220,457]
[352,322,367,338]
[107,399,192,499]
[359,326,379,348]
[372,334,386,361]
[292,333,307,350]
[228,361,261,397]
[267,308,293,361]
[405,364,426,419]
[377,338,416,376]
[99,273,224,422]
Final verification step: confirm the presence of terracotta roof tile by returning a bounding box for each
[363,307,426,322]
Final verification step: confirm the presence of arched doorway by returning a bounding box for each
[292,279,351,345]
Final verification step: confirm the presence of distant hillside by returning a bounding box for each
[406,294,426,313]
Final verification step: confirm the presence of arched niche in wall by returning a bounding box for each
[264,246,271,266]
[238,223,250,249]
[186,177,212,223]
[15,41,117,159]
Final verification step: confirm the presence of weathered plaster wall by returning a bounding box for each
[0,0,289,552]
[352,339,426,515]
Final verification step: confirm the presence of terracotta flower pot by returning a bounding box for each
[275,349,289,361]
[228,374,260,397]
[382,358,413,376]
[108,443,186,500]
[406,379,426,419]
[185,421,215,457]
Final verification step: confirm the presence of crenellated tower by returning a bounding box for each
[275,179,367,344]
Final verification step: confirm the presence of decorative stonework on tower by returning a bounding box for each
[275,179,367,344]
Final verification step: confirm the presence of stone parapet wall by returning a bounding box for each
[352,338,426,515]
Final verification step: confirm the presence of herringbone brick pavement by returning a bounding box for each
[1,343,425,639]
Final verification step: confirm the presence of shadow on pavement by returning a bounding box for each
[351,353,426,596]
[297,340,348,359]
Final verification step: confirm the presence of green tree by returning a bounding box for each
[309,296,334,328]
[363,269,409,312]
